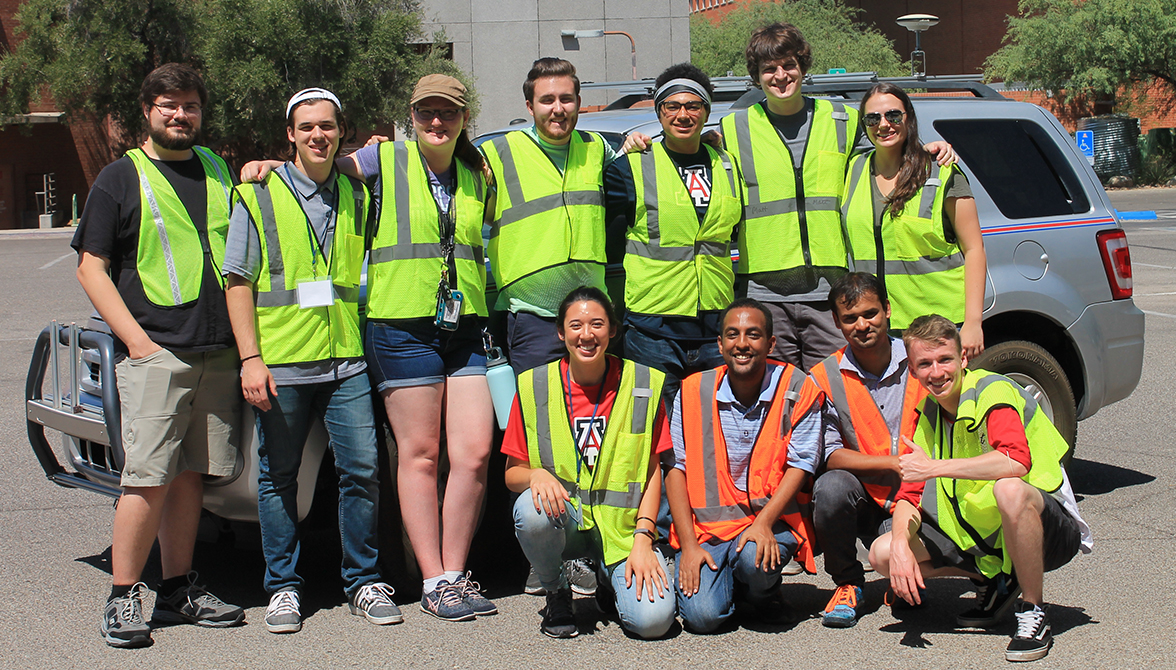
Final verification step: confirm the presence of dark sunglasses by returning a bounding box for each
[863,109,905,127]
[413,107,461,122]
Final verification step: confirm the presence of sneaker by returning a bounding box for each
[265,590,302,634]
[420,581,476,622]
[822,584,863,628]
[957,572,1020,628]
[453,572,498,616]
[1006,601,1052,662]
[781,558,804,576]
[567,558,598,596]
[152,571,244,628]
[101,583,152,648]
[541,588,578,638]
[350,582,404,625]
[524,567,546,596]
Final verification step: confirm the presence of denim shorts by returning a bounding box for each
[365,318,487,391]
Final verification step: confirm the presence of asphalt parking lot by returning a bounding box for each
[1,187,1173,668]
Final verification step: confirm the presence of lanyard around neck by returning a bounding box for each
[562,357,610,484]
[283,164,338,270]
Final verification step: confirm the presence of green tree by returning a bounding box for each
[0,0,469,159]
[986,0,1176,104]
[691,0,904,79]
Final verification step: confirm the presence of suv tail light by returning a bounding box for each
[1097,229,1133,299]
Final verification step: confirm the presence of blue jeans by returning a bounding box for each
[513,492,676,639]
[256,373,381,598]
[675,522,799,633]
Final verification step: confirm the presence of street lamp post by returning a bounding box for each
[896,14,939,79]
[560,29,638,80]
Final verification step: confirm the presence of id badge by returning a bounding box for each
[297,277,335,309]
[435,289,463,331]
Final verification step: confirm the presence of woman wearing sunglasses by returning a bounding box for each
[841,83,986,357]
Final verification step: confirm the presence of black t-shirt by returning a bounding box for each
[604,145,724,342]
[71,153,235,354]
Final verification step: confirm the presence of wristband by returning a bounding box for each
[633,527,658,541]
[241,354,262,363]
[636,516,656,526]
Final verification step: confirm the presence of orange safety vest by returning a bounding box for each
[809,348,928,513]
[672,362,823,574]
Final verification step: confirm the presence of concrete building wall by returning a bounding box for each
[419,0,690,134]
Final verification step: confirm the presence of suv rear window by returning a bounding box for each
[934,119,1089,219]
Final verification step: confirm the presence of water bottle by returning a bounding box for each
[485,346,516,430]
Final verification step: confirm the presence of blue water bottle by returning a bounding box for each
[485,346,516,430]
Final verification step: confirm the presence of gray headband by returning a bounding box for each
[654,78,711,110]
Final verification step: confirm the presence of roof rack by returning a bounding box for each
[580,72,1003,111]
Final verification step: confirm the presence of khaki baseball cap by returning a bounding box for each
[411,74,468,107]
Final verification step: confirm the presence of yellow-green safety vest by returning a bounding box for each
[913,369,1068,579]
[231,170,370,365]
[367,141,488,320]
[482,130,607,291]
[624,143,741,317]
[842,152,965,328]
[127,146,233,307]
[720,99,855,275]
[518,356,665,567]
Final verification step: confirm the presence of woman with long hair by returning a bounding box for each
[502,286,677,639]
[842,82,986,357]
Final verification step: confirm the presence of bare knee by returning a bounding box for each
[869,535,892,576]
[993,478,1042,518]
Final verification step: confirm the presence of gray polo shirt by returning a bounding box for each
[671,363,821,492]
[820,337,908,458]
[223,162,366,386]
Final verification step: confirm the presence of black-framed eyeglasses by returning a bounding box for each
[660,100,706,116]
[863,109,905,127]
[413,107,462,122]
[152,102,202,117]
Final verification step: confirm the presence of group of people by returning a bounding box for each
[71,19,1089,665]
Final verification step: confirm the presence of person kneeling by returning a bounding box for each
[870,314,1091,663]
[665,298,821,633]
[502,287,676,639]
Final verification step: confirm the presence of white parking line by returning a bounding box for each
[1142,310,1176,320]
[38,252,74,270]
[1156,210,1176,220]
[1134,263,1176,270]
[1135,291,1176,296]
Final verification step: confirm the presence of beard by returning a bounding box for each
[149,122,198,151]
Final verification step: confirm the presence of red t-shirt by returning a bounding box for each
[501,358,672,470]
[941,406,1032,470]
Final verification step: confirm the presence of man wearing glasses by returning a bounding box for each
[73,63,245,648]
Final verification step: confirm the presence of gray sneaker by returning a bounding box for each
[420,581,476,622]
[453,572,498,616]
[781,558,804,576]
[101,583,152,648]
[567,558,597,596]
[265,590,302,634]
[350,582,404,625]
[152,571,244,627]
[524,567,546,596]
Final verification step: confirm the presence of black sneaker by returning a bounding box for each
[541,588,578,638]
[152,571,245,628]
[957,572,1020,628]
[1006,601,1052,662]
[101,583,152,648]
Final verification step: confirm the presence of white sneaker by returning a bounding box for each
[265,590,302,634]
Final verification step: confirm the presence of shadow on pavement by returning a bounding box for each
[1068,458,1155,496]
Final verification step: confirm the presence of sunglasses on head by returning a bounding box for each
[863,109,905,127]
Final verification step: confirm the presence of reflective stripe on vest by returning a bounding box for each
[519,357,665,566]
[233,171,368,364]
[366,141,488,319]
[914,370,1069,578]
[483,130,607,290]
[623,143,740,316]
[127,147,233,306]
[721,99,853,275]
[842,153,965,328]
[673,362,821,573]
[811,349,928,512]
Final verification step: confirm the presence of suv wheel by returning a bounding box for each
[968,340,1077,463]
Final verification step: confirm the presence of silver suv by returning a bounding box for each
[478,72,1145,453]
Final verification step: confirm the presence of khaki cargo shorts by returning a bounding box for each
[115,347,242,487]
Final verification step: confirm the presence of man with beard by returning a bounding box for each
[73,63,244,648]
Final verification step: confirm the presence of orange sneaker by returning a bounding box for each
[822,584,862,628]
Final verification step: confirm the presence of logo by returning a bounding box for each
[572,416,605,468]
